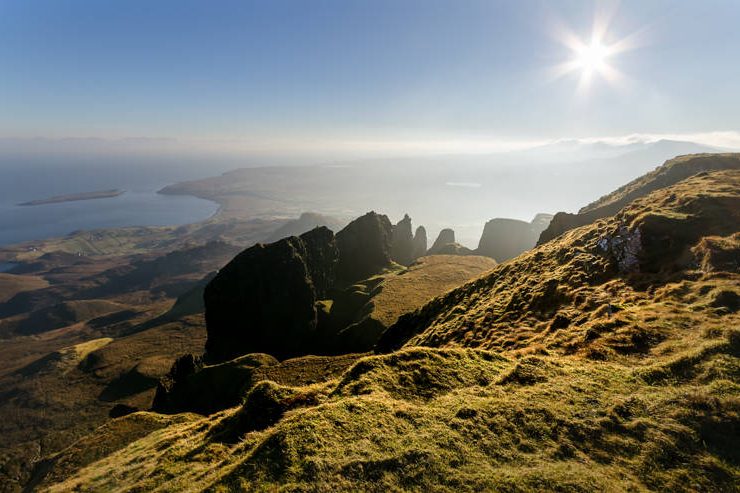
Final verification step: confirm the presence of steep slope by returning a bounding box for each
[390,214,416,266]
[379,170,740,354]
[335,211,394,283]
[37,167,740,492]
[204,227,338,363]
[538,153,740,244]
[312,254,496,354]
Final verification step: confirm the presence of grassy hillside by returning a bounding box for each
[579,153,740,213]
[0,273,48,303]
[34,167,740,491]
[42,333,738,491]
[537,153,740,244]
[380,170,739,356]
[369,255,498,328]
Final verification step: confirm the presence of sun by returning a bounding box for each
[549,8,643,93]
[574,40,610,74]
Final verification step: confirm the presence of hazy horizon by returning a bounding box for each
[1,0,739,247]
[2,1,739,157]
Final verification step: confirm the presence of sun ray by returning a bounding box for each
[547,4,645,92]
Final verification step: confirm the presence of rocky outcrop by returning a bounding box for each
[475,214,553,262]
[428,229,454,253]
[412,226,427,260]
[426,229,472,255]
[538,153,740,245]
[390,214,415,266]
[597,226,642,273]
[335,211,394,283]
[431,229,455,250]
[152,353,278,414]
[203,227,338,363]
[203,212,403,364]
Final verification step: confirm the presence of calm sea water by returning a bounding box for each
[0,161,228,247]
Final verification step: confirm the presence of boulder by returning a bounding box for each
[203,227,338,363]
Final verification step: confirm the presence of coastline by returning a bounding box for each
[0,186,223,260]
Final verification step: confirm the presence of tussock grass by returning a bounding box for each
[44,333,739,491]
[379,171,740,363]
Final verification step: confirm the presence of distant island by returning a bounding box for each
[18,189,125,206]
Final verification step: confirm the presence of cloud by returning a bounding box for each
[1,130,738,160]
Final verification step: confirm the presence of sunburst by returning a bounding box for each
[549,7,643,93]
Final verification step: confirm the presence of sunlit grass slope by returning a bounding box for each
[41,168,739,492]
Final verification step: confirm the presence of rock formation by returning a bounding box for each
[412,226,427,260]
[390,214,415,266]
[152,353,279,414]
[431,228,455,250]
[475,214,553,262]
[335,211,393,283]
[204,212,401,364]
[427,228,473,255]
[530,213,554,232]
[427,228,455,255]
[203,227,338,363]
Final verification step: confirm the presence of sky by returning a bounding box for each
[1,0,740,155]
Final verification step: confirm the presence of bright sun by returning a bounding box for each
[550,32,628,92]
[550,8,642,93]
[575,41,610,73]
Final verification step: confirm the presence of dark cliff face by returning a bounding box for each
[475,215,552,262]
[203,227,338,363]
[412,226,427,259]
[390,214,415,266]
[203,213,398,364]
[335,211,394,283]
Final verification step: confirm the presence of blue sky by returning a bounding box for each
[1,0,739,152]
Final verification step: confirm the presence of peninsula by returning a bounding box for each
[18,189,124,206]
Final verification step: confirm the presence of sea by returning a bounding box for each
[0,160,231,247]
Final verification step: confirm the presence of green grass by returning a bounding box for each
[44,327,739,491]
